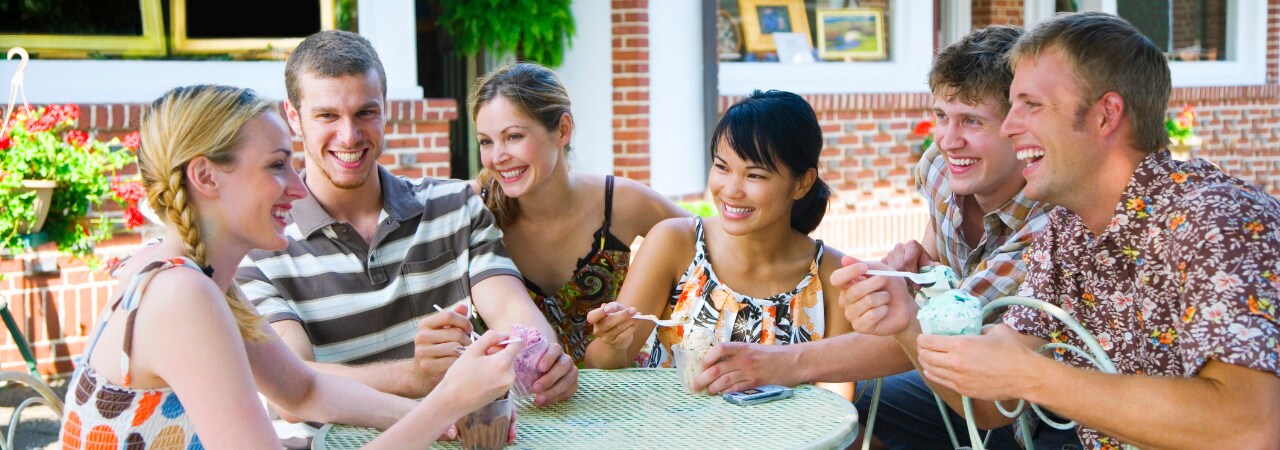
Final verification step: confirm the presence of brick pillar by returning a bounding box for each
[612,0,651,183]
[1269,0,1278,84]
[972,0,1024,27]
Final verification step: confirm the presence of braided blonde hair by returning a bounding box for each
[138,85,275,342]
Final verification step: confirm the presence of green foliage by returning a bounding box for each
[678,201,718,218]
[0,106,136,259]
[434,0,576,67]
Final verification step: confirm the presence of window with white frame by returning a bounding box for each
[1024,0,1266,87]
[717,0,933,94]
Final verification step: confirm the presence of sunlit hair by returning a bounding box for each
[139,85,274,342]
[1008,11,1171,153]
[469,62,573,227]
[710,90,830,234]
[929,25,1024,114]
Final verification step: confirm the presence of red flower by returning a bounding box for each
[111,178,146,202]
[121,131,141,151]
[123,204,146,229]
[0,135,11,151]
[65,129,89,147]
[26,112,57,132]
[913,120,934,136]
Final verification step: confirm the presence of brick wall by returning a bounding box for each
[0,99,456,377]
[1172,86,1280,197]
[972,0,1023,27]
[612,0,652,184]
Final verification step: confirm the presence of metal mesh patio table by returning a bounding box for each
[313,368,858,449]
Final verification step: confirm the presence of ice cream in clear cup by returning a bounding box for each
[916,289,983,336]
[673,326,717,394]
[511,324,549,399]
[456,397,513,450]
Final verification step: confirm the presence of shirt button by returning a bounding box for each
[334,225,346,233]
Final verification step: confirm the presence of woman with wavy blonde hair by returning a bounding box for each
[60,85,522,449]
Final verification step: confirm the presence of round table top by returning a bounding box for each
[314,368,858,450]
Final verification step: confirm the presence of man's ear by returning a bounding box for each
[185,156,221,199]
[284,101,304,136]
[793,168,818,200]
[1097,91,1126,138]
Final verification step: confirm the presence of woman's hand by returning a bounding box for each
[436,330,523,411]
[586,302,640,351]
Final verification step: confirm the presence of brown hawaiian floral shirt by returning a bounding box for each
[1003,151,1280,449]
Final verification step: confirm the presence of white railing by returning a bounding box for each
[811,207,930,260]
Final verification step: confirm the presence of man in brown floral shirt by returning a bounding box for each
[836,12,1280,449]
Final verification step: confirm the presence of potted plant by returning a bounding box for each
[0,103,143,261]
[1166,105,1200,161]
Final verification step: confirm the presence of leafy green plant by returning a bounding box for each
[679,201,718,218]
[1166,105,1198,145]
[0,104,140,259]
[434,0,576,67]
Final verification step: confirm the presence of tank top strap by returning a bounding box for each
[811,239,825,271]
[691,216,710,261]
[599,175,616,251]
[89,257,204,387]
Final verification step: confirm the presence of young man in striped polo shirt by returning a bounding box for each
[235,30,577,404]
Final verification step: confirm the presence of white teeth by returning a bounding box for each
[271,208,288,219]
[725,205,755,215]
[500,168,526,179]
[948,157,977,167]
[1017,149,1046,161]
[333,151,362,163]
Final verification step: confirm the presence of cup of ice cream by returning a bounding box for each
[510,324,549,399]
[457,396,513,450]
[673,326,717,394]
[916,289,983,336]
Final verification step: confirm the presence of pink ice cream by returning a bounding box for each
[511,324,549,398]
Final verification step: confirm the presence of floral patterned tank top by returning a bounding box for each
[524,175,632,364]
[60,258,202,450]
[644,217,827,368]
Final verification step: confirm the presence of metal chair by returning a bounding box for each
[0,370,64,450]
[0,294,39,377]
[859,295,1132,450]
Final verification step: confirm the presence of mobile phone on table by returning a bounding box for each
[723,385,793,406]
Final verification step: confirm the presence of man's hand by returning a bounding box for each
[412,303,474,394]
[692,342,799,394]
[585,302,639,350]
[531,341,578,406]
[832,256,919,338]
[917,325,1040,401]
[881,239,935,273]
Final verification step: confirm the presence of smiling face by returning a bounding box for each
[215,113,308,251]
[931,91,1025,211]
[1001,49,1100,207]
[475,96,570,199]
[286,70,385,192]
[708,139,814,236]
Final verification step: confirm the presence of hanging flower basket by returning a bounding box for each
[13,179,55,233]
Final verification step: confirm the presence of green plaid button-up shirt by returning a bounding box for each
[915,143,1051,305]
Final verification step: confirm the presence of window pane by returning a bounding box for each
[1117,0,1228,62]
[0,0,143,35]
[186,0,322,39]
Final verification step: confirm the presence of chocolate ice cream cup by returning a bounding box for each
[457,397,514,450]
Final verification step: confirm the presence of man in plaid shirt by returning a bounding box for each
[838,25,1066,449]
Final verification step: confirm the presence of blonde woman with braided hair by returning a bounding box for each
[60,85,524,449]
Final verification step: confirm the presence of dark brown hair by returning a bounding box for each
[285,30,387,109]
[928,25,1024,114]
[1008,12,1171,153]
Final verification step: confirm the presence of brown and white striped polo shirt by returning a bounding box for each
[235,167,520,365]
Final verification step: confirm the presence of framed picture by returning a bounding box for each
[0,0,165,57]
[816,8,886,61]
[738,0,811,53]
